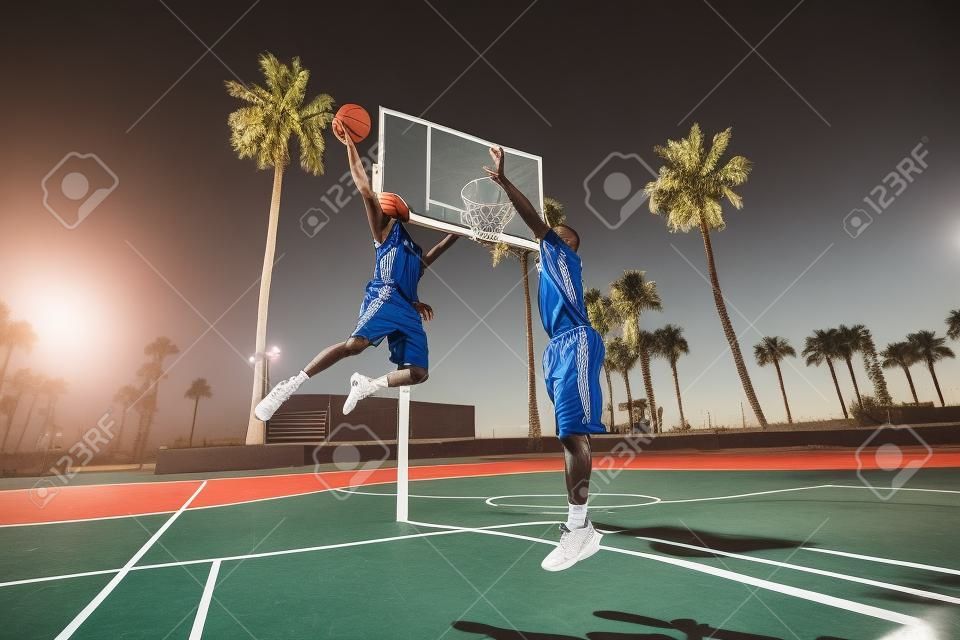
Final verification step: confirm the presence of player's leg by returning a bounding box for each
[343,305,429,414]
[541,327,606,572]
[254,337,372,421]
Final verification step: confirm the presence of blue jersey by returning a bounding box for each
[538,230,589,339]
[371,221,423,303]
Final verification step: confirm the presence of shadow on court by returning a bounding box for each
[452,610,852,639]
[591,524,813,558]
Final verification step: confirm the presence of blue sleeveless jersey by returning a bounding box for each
[538,230,590,338]
[371,221,423,303]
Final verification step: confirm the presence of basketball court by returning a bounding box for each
[2,448,959,639]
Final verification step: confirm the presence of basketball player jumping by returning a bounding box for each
[255,122,459,421]
[484,146,606,571]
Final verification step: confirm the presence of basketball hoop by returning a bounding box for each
[460,177,517,244]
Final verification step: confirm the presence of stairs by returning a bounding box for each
[266,409,328,444]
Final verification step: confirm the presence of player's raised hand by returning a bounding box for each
[332,119,351,146]
[414,302,434,322]
[483,146,505,184]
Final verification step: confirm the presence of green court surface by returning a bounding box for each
[2,464,958,639]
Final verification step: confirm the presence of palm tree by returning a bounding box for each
[803,329,849,419]
[906,330,955,407]
[606,337,639,432]
[610,270,662,432]
[132,337,180,461]
[0,320,37,397]
[653,325,689,431]
[947,309,960,341]
[645,124,767,427]
[754,336,796,424]
[585,288,617,429]
[542,197,565,228]
[0,395,16,453]
[847,324,892,405]
[836,325,864,409]
[185,378,213,447]
[113,384,140,453]
[1,369,33,453]
[38,378,68,448]
[880,341,920,404]
[227,53,335,445]
[13,372,46,453]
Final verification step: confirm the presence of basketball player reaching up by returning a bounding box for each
[484,146,606,571]
[255,122,459,421]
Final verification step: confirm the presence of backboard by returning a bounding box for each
[373,107,544,251]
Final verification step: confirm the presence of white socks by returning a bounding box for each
[566,502,588,529]
[371,374,390,390]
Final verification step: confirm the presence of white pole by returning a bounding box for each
[396,386,410,522]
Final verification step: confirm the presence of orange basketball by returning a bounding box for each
[378,192,410,221]
[333,103,371,143]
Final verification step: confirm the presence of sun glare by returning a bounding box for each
[21,283,105,356]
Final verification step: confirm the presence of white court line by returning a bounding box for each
[406,519,925,629]
[188,559,220,640]
[0,521,556,589]
[632,536,960,606]
[803,548,960,576]
[53,481,207,640]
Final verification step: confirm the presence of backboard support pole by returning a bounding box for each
[396,385,410,522]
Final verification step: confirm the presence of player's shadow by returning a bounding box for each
[591,524,812,558]
[451,620,582,639]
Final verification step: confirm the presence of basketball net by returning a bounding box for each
[460,177,517,244]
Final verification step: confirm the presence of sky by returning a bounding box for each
[1,0,958,448]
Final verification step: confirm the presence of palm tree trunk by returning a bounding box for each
[844,357,863,408]
[14,393,39,453]
[927,359,946,406]
[0,347,12,396]
[826,359,849,419]
[246,164,285,445]
[670,361,685,430]
[621,371,634,434]
[773,360,793,424]
[189,397,200,447]
[698,220,767,427]
[604,367,615,429]
[1,395,22,453]
[519,252,541,443]
[115,406,128,452]
[637,342,658,433]
[901,365,919,403]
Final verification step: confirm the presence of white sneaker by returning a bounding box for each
[254,375,303,421]
[540,521,602,572]
[342,373,380,415]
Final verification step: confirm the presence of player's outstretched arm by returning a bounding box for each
[484,146,550,239]
[334,120,390,243]
[422,233,459,267]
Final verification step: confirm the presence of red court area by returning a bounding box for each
[3,448,958,527]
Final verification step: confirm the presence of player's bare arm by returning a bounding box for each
[334,119,391,244]
[422,233,459,267]
[484,146,550,239]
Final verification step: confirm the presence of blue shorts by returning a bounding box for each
[351,285,428,370]
[542,326,607,437]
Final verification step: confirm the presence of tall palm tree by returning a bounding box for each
[847,324,892,405]
[185,378,213,447]
[585,288,616,429]
[606,337,639,433]
[907,330,955,407]
[880,341,920,404]
[0,320,37,397]
[754,336,796,424]
[947,309,960,341]
[803,329,849,419]
[653,324,689,431]
[38,377,67,448]
[645,124,767,427]
[132,337,180,461]
[610,270,662,432]
[14,372,46,453]
[0,394,15,454]
[836,325,865,409]
[227,53,335,445]
[1,369,33,453]
[113,384,141,453]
